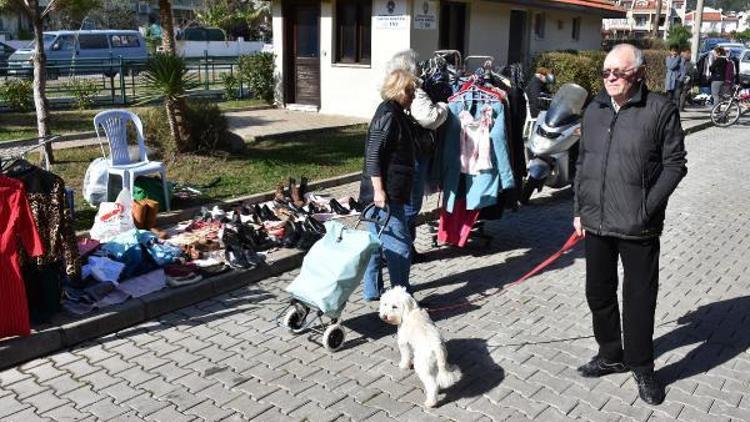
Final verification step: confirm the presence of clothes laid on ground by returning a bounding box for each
[63,269,166,315]
[0,175,45,339]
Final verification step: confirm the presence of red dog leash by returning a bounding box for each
[427,232,583,313]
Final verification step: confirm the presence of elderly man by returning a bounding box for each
[573,44,687,405]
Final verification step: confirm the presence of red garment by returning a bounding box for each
[437,199,480,247]
[0,176,44,339]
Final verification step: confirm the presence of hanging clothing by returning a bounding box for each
[5,160,81,284]
[437,199,480,247]
[443,94,515,212]
[459,105,495,175]
[0,176,44,339]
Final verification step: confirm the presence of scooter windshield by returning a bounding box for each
[544,83,588,128]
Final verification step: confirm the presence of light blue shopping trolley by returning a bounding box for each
[279,204,390,351]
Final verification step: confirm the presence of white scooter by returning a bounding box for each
[520,83,588,204]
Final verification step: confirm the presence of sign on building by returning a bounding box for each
[414,0,437,30]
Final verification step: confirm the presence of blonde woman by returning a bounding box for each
[358,69,417,301]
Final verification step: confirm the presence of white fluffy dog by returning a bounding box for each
[378,286,461,407]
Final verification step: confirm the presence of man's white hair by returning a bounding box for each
[607,43,644,68]
[385,49,418,76]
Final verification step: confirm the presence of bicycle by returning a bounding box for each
[710,84,750,128]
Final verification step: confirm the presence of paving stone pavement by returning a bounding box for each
[1,125,749,421]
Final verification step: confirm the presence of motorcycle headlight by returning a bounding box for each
[536,125,561,139]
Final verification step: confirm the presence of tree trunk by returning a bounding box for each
[653,0,664,37]
[31,3,54,164]
[159,0,177,55]
[164,96,192,152]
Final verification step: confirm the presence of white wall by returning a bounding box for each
[467,0,511,65]
[176,40,268,58]
[272,0,285,105]
[318,0,412,117]
[529,10,602,59]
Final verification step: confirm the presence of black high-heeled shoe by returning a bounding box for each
[299,176,309,199]
[305,216,327,235]
[329,198,349,215]
[281,221,301,248]
[261,204,280,221]
[348,197,364,213]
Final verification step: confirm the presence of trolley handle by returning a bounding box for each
[356,203,392,238]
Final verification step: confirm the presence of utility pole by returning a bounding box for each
[690,0,705,62]
[653,0,664,37]
[663,0,673,40]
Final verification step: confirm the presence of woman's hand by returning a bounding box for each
[374,188,388,209]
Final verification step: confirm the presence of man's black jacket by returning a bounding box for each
[574,84,687,239]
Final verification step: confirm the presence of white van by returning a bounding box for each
[7,30,148,77]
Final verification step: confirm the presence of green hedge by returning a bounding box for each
[533,49,671,95]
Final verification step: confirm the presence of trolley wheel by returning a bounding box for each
[282,304,307,332]
[322,324,346,352]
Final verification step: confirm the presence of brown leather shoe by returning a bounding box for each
[274,182,287,204]
[289,177,305,207]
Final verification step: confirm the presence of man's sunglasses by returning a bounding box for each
[601,68,636,79]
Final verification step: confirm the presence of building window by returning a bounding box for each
[335,0,371,64]
[534,13,546,38]
[635,15,648,26]
[572,17,581,40]
[439,2,467,54]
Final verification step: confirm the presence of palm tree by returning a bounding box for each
[156,0,193,152]
[141,54,197,152]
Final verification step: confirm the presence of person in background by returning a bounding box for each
[358,69,418,302]
[384,50,448,263]
[665,46,681,104]
[526,67,555,118]
[573,44,687,406]
[709,47,729,106]
[678,48,696,112]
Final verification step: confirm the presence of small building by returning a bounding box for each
[603,0,686,39]
[684,7,738,34]
[271,0,624,118]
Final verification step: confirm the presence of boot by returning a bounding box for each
[299,176,309,200]
[274,182,287,205]
[289,177,304,207]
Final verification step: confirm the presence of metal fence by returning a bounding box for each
[0,53,247,110]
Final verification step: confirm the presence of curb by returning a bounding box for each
[251,123,368,143]
[683,120,713,135]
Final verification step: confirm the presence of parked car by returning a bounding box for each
[0,41,16,75]
[739,49,750,86]
[7,30,148,78]
[700,37,730,54]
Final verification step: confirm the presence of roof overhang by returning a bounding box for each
[495,0,626,18]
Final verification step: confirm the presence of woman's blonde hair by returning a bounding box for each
[380,69,417,102]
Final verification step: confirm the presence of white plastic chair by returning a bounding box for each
[93,110,171,211]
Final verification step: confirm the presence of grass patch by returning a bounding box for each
[53,124,367,231]
[0,98,267,143]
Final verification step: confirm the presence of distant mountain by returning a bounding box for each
[687,0,750,13]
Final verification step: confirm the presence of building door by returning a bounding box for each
[439,2,466,55]
[508,10,528,65]
[284,2,320,106]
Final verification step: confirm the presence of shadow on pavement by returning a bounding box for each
[101,287,277,345]
[655,296,750,386]
[441,338,505,406]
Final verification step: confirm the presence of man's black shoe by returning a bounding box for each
[633,370,665,405]
[576,356,628,378]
